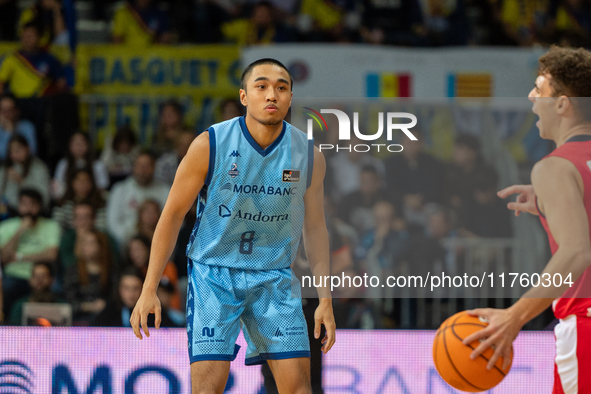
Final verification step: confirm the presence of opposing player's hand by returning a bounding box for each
[314,300,336,354]
[462,308,521,371]
[130,290,162,340]
[497,184,538,216]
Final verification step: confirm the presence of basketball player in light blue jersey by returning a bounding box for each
[130,58,335,394]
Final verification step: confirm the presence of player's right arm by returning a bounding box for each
[130,132,209,340]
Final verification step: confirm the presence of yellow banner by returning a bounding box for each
[75,44,241,97]
[73,44,242,147]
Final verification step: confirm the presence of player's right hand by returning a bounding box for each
[130,290,161,340]
[497,184,538,216]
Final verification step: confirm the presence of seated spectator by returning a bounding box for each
[0,189,60,314]
[384,129,445,209]
[127,235,180,310]
[100,125,140,186]
[58,202,118,286]
[360,0,427,45]
[153,100,185,156]
[444,134,498,213]
[222,1,295,45]
[52,132,109,199]
[419,0,471,46]
[112,0,173,46]
[18,0,70,47]
[548,0,591,46]
[0,135,50,214]
[52,168,107,231]
[299,0,346,41]
[8,262,66,325]
[0,22,66,98]
[106,151,169,244]
[499,0,550,45]
[0,94,37,161]
[220,99,244,122]
[154,129,195,186]
[157,278,185,326]
[64,229,112,324]
[337,165,387,233]
[93,266,175,327]
[459,170,512,238]
[136,199,160,241]
[328,135,384,199]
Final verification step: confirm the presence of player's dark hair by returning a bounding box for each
[241,58,293,91]
[539,46,591,97]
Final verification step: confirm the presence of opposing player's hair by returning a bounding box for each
[241,58,293,91]
[539,46,591,97]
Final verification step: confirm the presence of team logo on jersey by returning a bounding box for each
[219,205,231,218]
[202,327,215,337]
[219,182,232,192]
[228,163,239,178]
[282,170,300,182]
[229,150,241,157]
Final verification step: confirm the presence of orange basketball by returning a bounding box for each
[432,311,513,392]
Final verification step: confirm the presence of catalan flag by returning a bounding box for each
[447,73,493,97]
[366,73,412,97]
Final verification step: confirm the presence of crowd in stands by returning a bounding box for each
[0,87,516,329]
[0,0,552,329]
[0,0,590,48]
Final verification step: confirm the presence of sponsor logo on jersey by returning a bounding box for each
[229,150,241,157]
[282,170,300,182]
[218,205,231,218]
[228,163,239,178]
[233,209,289,222]
[233,184,296,196]
[219,182,232,192]
[274,328,284,337]
[202,327,215,337]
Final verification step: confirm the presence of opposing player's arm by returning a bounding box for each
[130,132,209,339]
[302,147,335,353]
[507,156,591,317]
[464,156,591,368]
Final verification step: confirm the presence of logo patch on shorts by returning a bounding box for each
[282,170,300,182]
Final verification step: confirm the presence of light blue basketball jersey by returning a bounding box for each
[186,115,314,270]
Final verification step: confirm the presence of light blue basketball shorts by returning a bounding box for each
[186,259,311,365]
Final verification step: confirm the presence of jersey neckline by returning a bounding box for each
[565,134,591,143]
[238,115,286,157]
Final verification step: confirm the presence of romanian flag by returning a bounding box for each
[447,73,493,97]
[366,73,412,97]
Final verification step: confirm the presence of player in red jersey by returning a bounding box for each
[464,46,591,394]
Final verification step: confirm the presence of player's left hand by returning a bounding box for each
[462,308,522,371]
[314,300,336,354]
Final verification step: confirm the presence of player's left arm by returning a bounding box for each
[464,156,591,369]
[303,146,335,354]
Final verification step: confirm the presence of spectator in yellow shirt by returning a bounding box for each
[222,1,295,46]
[112,0,173,46]
[0,23,66,99]
[18,0,69,48]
